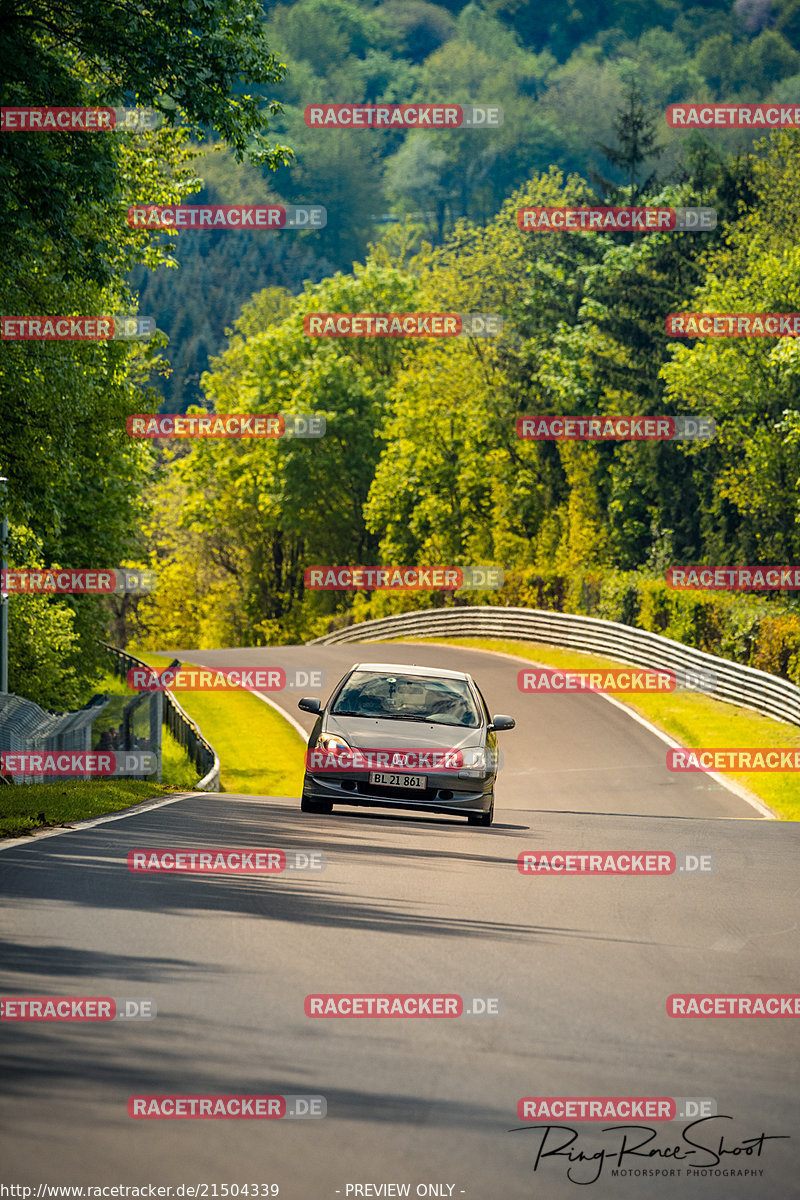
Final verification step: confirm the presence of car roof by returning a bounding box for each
[351,662,471,682]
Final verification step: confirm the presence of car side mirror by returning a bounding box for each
[298,697,322,715]
[490,714,515,732]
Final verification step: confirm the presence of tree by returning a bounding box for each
[594,79,664,202]
[135,255,424,648]
[662,130,800,565]
[0,0,293,696]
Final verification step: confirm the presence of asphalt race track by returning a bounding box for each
[2,640,798,1198]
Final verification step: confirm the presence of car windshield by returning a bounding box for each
[331,671,481,727]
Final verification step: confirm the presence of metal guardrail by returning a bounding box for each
[309,606,800,729]
[102,644,220,791]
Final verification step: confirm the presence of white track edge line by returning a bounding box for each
[251,689,310,739]
[394,637,777,820]
[1,640,774,850]
[0,690,309,852]
[0,790,199,853]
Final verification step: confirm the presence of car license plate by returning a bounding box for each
[369,772,427,789]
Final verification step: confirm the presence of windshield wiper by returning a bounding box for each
[422,718,477,727]
[333,711,429,721]
[381,713,433,722]
[376,713,475,724]
[334,710,476,726]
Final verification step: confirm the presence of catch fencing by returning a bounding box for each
[0,692,110,783]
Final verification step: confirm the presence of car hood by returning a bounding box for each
[323,714,484,751]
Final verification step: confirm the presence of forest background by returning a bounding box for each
[4,0,800,706]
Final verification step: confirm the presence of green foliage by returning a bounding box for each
[662,130,800,564]
[0,0,293,702]
[135,255,423,649]
[143,126,800,697]
[136,0,800,410]
[377,1,457,62]
[9,0,800,711]
[269,0,389,74]
[8,596,84,711]
[495,569,800,689]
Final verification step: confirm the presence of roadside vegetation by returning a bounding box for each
[0,656,305,838]
[5,0,800,795]
[129,650,306,798]
[0,780,179,840]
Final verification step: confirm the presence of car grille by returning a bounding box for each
[353,780,442,802]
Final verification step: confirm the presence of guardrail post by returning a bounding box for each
[99,642,220,791]
[150,689,163,782]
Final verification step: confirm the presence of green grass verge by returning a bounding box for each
[129,649,306,798]
[396,637,800,821]
[0,648,306,838]
[0,779,179,840]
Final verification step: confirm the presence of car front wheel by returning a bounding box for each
[301,795,333,814]
[467,796,494,826]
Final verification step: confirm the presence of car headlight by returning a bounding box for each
[458,747,495,777]
[317,734,351,755]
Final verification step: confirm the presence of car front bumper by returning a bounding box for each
[301,769,495,816]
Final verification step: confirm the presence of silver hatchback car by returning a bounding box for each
[298,662,515,825]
